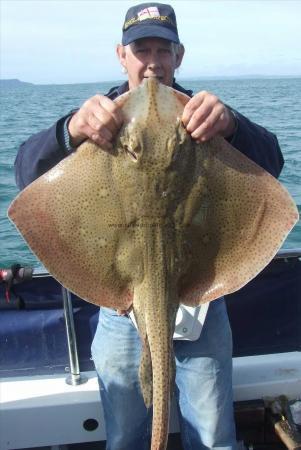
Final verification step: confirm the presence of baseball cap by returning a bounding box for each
[122,3,180,45]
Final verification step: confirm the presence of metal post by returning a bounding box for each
[61,287,87,385]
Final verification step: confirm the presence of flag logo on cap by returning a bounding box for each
[122,3,180,45]
[138,6,160,21]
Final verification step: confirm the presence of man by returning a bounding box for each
[15,3,284,449]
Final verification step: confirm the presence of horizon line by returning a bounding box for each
[1,74,301,86]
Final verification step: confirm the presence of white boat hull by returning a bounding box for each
[1,351,300,450]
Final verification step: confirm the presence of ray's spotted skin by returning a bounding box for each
[8,79,299,450]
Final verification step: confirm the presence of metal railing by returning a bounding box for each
[273,248,301,259]
[61,287,87,386]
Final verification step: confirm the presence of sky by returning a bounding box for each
[1,0,301,84]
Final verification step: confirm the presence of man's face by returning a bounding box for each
[117,37,184,89]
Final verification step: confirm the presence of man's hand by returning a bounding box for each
[182,91,236,142]
[68,94,123,150]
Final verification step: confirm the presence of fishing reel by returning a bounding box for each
[0,264,33,309]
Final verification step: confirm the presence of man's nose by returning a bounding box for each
[147,52,161,69]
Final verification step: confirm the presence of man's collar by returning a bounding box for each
[105,81,129,100]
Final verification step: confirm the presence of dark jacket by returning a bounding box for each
[14,81,284,189]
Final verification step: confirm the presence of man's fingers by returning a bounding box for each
[183,91,221,135]
[95,95,124,129]
[87,112,113,141]
[185,102,213,134]
[182,90,234,141]
[90,132,113,150]
[195,122,222,142]
[68,94,124,149]
[190,103,224,140]
[182,91,208,126]
[73,111,113,148]
[88,96,123,137]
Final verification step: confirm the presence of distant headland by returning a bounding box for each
[0,79,34,87]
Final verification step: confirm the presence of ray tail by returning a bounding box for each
[133,224,179,450]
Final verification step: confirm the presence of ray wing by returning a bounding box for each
[8,141,135,308]
[179,135,299,305]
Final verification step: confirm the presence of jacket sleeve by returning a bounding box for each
[229,109,284,178]
[14,115,72,190]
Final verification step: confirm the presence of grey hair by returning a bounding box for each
[171,42,183,57]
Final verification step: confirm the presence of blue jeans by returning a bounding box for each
[91,297,237,450]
